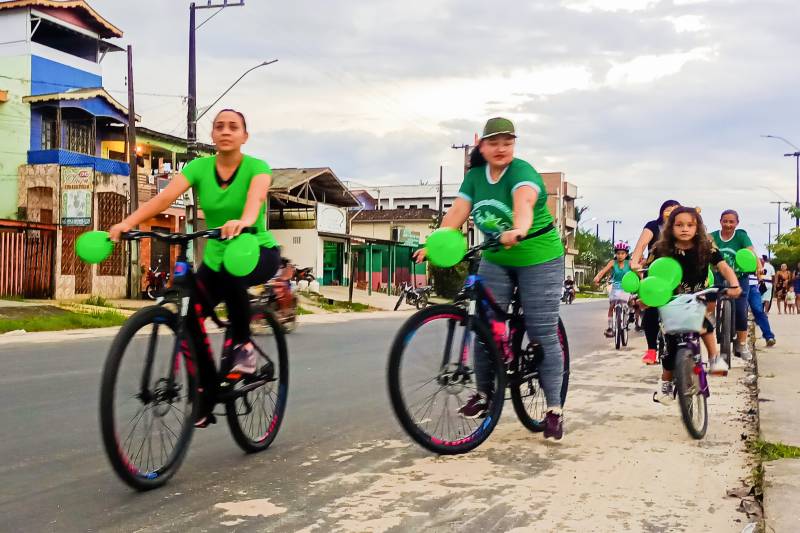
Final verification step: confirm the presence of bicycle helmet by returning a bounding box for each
[614,241,630,253]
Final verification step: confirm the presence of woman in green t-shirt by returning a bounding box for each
[110,110,281,396]
[415,117,567,439]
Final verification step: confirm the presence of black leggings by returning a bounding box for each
[643,307,659,350]
[194,245,282,344]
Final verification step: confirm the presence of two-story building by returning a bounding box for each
[0,0,133,299]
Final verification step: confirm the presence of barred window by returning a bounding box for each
[97,192,126,276]
[65,120,94,155]
[61,226,89,275]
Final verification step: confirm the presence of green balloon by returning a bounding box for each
[75,231,114,264]
[223,233,260,277]
[425,228,467,268]
[621,271,640,293]
[639,276,672,307]
[735,249,757,273]
[649,257,682,290]
[707,266,714,288]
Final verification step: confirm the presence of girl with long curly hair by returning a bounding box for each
[649,207,741,403]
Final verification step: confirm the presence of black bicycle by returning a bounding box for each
[387,233,569,454]
[715,291,734,367]
[99,228,289,491]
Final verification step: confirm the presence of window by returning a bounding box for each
[293,236,301,244]
[41,116,57,150]
[421,204,429,209]
[65,121,94,155]
[409,204,417,209]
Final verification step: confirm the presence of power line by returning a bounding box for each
[0,73,185,99]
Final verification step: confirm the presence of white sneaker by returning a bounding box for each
[736,343,753,362]
[656,380,674,405]
[708,356,729,376]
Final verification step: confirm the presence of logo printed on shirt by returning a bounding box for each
[472,199,513,233]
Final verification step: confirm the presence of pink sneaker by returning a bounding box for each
[642,349,658,365]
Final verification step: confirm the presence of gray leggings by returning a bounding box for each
[475,256,565,407]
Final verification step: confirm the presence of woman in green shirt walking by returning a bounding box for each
[415,117,567,439]
[110,110,281,402]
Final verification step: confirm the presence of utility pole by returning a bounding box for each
[187,0,245,232]
[607,219,622,244]
[451,143,471,177]
[764,222,776,258]
[126,45,139,299]
[786,151,800,227]
[770,201,790,240]
[438,165,443,225]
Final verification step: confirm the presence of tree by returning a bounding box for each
[770,227,800,267]
[576,228,613,277]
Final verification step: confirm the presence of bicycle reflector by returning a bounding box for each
[649,257,682,290]
[75,231,114,264]
[223,233,260,277]
[638,276,672,307]
[425,228,467,268]
[735,249,757,273]
[621,271,640,293]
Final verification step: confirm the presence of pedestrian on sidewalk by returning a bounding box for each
[775,263,792,314]
[761,255,775,313]
[747,271,776,346]
[710,209,757,361]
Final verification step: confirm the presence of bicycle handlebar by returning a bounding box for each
[122,226,257,243]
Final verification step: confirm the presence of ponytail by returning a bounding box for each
[469,145,486,168]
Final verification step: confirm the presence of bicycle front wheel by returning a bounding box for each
[387,305,506,454]
[99,306,198,491]
[675,348,708,439]
[614,306,622,350]
[720,300,733,367]
[226,307,289,453]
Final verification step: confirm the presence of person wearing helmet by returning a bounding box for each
[594,241,633,338]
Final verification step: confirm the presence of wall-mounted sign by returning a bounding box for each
[157,174,191,208]
[60,166,93,226]
[317,202,347,234]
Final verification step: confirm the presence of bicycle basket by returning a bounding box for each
[659,294,706,334]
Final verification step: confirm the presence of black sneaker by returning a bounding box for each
[457,392,488,419]
[604,328,614,338]
[543,411,563,440]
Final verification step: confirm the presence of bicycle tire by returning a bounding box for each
[621,306,629,347]
[387,304,506,454]
[510,318,570,433]
[615,306,622,350]
[720,300,733,367]
[99,306,198,491]
[657,329,667,364]
[226,307,289,453]
[674,348,708,439]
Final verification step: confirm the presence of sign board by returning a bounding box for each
[399,228,420,247]
[156,174,191,208]
[60,166,93,225]
[316,202,347,234]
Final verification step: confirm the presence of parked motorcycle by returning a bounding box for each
[394,282,433,311]
[292,266,315,284]
[144,257,170,300]
[252,258,299,333]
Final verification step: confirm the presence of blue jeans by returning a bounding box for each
[474,256,565,407]
[748,283,775,340]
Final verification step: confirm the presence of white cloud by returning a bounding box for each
[605,46,715,85]
[665,14,707,32]
[561,0,659,13]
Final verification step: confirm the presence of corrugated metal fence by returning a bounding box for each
[0,220,57,298]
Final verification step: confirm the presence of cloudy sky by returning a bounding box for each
[91,0,800,253]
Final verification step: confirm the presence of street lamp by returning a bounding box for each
[607,219,622,244]
[762,134,800,227]
[769,200,790,240]
[764,222,776,258]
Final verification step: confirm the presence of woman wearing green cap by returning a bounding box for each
[416,117,566,439]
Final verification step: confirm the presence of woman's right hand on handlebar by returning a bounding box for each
[109,221,132,242]
[413,248,427,264]
[727,286,742,299]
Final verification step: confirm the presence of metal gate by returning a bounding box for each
[0,220,57,298]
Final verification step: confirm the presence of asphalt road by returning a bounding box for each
[0,301,752,532]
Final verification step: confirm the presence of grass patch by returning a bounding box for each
[300,292,373,312]
[0,307,126,333]
[296,305,313,315]
[575,292,607,299]
[82,295,115,308]
[749,439,800,461]
[0,295,25,302]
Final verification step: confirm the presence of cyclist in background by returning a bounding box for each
[631,200,681,364]
[710,209,759,362]
[563,275,576,302]
[594,241,632,338]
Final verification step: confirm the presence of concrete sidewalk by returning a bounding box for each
[756,313,800,533]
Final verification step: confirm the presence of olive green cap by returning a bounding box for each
[481,117,516,139]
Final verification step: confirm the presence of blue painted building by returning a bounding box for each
[0,0,134,298]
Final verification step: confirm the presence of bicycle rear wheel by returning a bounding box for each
[387,305,505,454]
[510,319,570,433]
[674,348,708,439]
[615,306,623,350]
[99,306,198,490]
[226,307,289,453]
[719,300,733,367]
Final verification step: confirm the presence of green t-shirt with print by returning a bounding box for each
[182,154,277,272]
[458,158,564,267]
[710,229,752,273]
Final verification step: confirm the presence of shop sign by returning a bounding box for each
[60,166,93,225]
